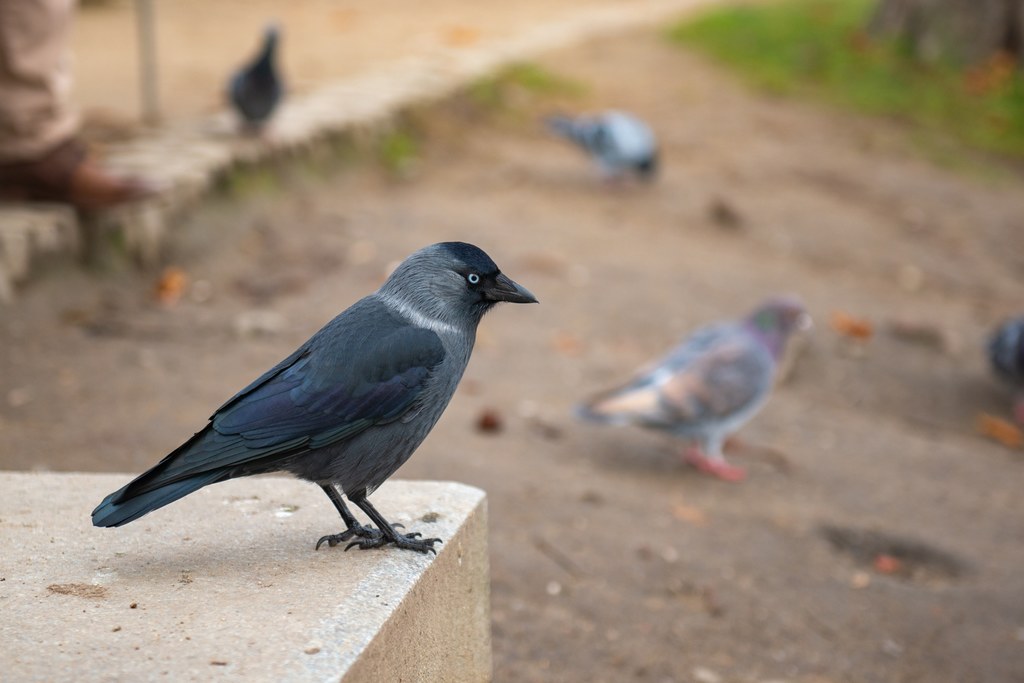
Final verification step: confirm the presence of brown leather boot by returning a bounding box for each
[0,138,157,211]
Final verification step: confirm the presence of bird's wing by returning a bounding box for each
[597,112,654,163]
[657,334,772,425]
[120,308,446,496]
[212,323,444,448]
[579,324,770,428]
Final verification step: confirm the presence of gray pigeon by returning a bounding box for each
[988,316,1024,423]
[229,23,284,133]
[546,110,658,181]
[577,298,810,481]
[93,242,537,553]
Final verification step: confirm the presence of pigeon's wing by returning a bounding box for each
[598,112,655,165]
[657,334,772,425]
[118,302,446,497]
[578,324,770,429]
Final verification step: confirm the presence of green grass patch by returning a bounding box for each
[220,164,284,198]
[668,0,1024,158]
[468,62,586,111]
[376,127,420,176]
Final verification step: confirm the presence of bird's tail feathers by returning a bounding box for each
[91,469,231,528]
[544,115,585,144]
[575,396,633,426]
[576,384,659,426]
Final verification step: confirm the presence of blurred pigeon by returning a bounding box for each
[987,316,1024,423]
[577,298,810,481]
[93,242,537,553]
[229,23,284,133]
[545,110,658,181]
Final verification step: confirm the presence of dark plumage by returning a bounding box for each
[228,24,284,132]
[988,316,1024,423]
[93,242,537,553]
[546,110,658,181]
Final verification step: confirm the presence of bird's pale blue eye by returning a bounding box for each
[467,273,480,285]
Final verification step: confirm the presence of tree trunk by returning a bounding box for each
[869,0,1024,65]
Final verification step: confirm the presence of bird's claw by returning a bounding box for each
[343,531,441,555]
[315,523,383,550]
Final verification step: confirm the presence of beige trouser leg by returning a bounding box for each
[0,0,80,163]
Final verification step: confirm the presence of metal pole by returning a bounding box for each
[135,0,160,124]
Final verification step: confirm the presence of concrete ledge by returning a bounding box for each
[0,472,490,682]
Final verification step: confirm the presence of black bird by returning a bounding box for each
[228,23,284,133]
[93,242,537,553]
[988,316,1024,423]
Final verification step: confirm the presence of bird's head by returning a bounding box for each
[258,22,281,62]
[746,296,812,357]
[381,242,537,327]
[635,152,659,181]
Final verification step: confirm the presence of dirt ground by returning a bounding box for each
[4,23,1024,683]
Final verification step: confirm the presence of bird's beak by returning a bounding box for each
[485,273,538,304]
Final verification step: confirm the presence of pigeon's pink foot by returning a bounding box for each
[682,448,747,482]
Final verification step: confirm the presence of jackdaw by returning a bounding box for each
[577,298,809,481]
[546,110,658,181]
[229,23,284,133]
[93,242,537,553]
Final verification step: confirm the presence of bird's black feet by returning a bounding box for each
[344,528,442,555]
[315,523,383,550]
[321,488,442,554]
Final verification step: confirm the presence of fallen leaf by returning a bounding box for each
[670,502,707,526]
[873,553,904,575]
[476,408,504,434]
[154,266,188,306]
[831,310,873,341]
[976,413,1023,448]
[964,51,1016,96]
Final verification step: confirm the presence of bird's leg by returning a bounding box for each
[344,495,442,554]
[682,443,747,482]
[315,484,387,550]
